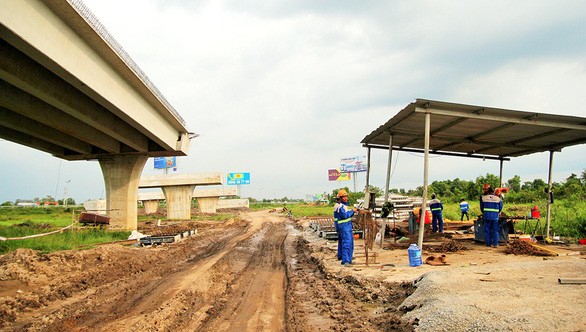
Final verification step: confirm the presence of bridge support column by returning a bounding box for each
[99,155,148,230]
[142,200,160,215]
[162,185,195,219]
[197,197,219,214]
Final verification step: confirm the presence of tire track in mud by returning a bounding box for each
[196,221,288,331]
[284,235,414,332]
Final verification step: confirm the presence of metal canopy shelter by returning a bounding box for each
[361,98,586,247]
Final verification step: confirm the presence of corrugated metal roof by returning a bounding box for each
[361,99,586,159]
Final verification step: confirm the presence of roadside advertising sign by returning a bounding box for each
[154,157,176,169]
[340,155,367,173]
[227,172,251,185]
[328,169,351,181]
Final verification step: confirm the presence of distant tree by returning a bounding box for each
[366,185,384,197]
[507,175,521,192]
[1,201,13,206]
[58,198,76,205]
[557,173,585,200]
[331,187,363,205]
[475,173,500,192]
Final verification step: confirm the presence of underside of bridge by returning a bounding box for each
[0,0,192,229]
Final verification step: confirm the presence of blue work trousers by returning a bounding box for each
[484,219,499,246]
[432,213,444,232]
[334,221,341,260]
[338,221,354,264]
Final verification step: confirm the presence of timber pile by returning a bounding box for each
[504,240,556,256]
[425,239,469,253]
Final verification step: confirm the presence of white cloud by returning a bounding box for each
[0,0,585,203]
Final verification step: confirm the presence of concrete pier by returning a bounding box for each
[139,173,223,219]
[100,155,148,229]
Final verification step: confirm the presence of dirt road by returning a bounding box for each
[0,210,411,331]
[3,210,583,331]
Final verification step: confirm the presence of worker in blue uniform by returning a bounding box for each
[333,196,342,260]
[429,193,444,233]
[460,198,470,221]
[480,186,503,247]
[333,189,356,266]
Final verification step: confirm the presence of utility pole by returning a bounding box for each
[63,179,70,207]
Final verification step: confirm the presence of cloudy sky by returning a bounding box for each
[1,0,585,203]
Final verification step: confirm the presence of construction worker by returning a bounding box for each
[459,198,470,221]
[333,189,356,266]
[480,186,503,248]
[429,193,444,233]
[333,196,342,261]
[482,183,491,196]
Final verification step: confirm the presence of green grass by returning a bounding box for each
[0,207,130,254]
[0,206,75,228]
[286,204,332,217]
[249,202,285,210]
[442,199,586,238]
[0,227,130,254]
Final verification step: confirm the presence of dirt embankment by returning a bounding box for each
[0,211,415,331]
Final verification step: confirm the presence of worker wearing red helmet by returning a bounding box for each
[333,189,356,266]
[480,186,503,248]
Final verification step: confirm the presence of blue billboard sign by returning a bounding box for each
[340,155,367,173]
[154,157,176,169]
[227,172,251,185]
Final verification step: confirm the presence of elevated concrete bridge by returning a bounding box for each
[138,185,238,215]
[138,173,225,218]
[0,0,192,229]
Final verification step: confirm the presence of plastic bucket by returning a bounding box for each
[531,206,541,218]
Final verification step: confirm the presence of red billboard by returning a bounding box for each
[328,169,351,181]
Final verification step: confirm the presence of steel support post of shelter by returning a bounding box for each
[380,133,393,247]
[546,150,554,239]
[365,147,371,193]
[499,159,504,188]
[418,111,431,249]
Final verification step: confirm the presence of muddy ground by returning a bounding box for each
[0,210,584,331]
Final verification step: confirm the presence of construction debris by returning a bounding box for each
[505,240,556,256]
[425,239,469,253]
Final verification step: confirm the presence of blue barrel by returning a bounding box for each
[408,244,422,267]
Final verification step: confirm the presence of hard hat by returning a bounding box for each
[337,189,348,198]
[483,183,491,191]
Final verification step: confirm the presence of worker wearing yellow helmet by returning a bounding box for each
[333,189,356,266]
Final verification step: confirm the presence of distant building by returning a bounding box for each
[15,199,38,207]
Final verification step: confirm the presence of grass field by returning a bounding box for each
[0,207,129,254]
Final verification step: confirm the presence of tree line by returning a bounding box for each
[333,170,586,204]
